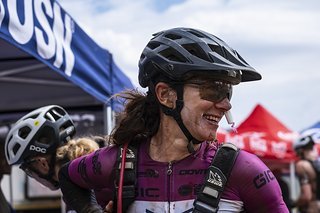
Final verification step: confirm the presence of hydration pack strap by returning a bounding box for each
[193,143,239,213]
[115,143,138,212]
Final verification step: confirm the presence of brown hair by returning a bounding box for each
[109,89,160,145]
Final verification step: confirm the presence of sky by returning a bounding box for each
[58,0,320,132]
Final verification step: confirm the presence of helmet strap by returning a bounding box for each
[160,83,200,153]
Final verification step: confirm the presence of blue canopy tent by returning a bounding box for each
[299,121,320,148]
[300,121,320,133]
[0,0,134,128]
[0,1,134,208]
[0,0,134,111]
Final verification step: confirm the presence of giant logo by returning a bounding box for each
[0,0,75,76]
[253,169,275,189]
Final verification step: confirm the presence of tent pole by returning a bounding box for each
[104,104,115,135]
[289,161,298,213]
[105,53,115,137]
[289,161,296,197]
[104,104,109,135]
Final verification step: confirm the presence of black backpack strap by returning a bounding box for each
[193,143,239,213]
[310,159,320,200]
[114,143,138,212]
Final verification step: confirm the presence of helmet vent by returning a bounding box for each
[45,109,64,122]
[233,50,248,65]
[182,44,210,62]
[18,126,31,139]
[222,47,245,66]
[164,33,182,40]
[140,54,146,61]
[187,30,205,38]
[12,143,20,155]
[24,114,39,120]
[159,48,188,62]
[208,44,226,59]
[147,42,161,50]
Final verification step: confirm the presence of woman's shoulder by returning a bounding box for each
[98,144,121,158]
[295,159,315,176]
[203,144,266,173]
[296,159,312,168]
[68,143,119,168]
[233,149,270,174]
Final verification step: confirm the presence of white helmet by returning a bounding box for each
[5,105,75,165]
[293,128,320,151]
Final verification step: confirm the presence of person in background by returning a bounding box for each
[4,105,112,212]
[0,128,16,213]
[58,27,288,212]
[293,129,320,213]
[272,168,293,212]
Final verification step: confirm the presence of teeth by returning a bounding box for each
[204,115,219,122]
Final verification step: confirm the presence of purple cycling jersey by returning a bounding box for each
[67,139,288,212]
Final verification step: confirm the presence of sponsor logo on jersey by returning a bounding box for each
[92,150,101,175]
[253,169,275,189]
[78,157,90,183]
[179,169,207,175]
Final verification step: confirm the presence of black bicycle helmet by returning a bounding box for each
[139,27,261,87]
[5,105,75,165]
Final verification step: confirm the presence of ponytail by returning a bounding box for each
[110,89,160,145]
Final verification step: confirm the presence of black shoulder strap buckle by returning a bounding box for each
[114,143,138,212]
[193,143,239,213]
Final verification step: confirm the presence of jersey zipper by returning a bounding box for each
[167,161,173,213]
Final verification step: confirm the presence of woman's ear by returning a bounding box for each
[155,82,176,108]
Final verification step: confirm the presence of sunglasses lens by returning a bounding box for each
[187,81,232,102]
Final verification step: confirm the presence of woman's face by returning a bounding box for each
[304,146,319,161]
[20,156,59,190]
[181,81,231,141]
[26,156,50,175]
[180,82,232,141]
[155,79,232,142]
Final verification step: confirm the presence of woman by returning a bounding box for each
[58,27,289,212]
[4,105,109,211]
[293,129,320,213]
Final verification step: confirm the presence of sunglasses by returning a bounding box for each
[20,158,38,178]
[185,80,233,103]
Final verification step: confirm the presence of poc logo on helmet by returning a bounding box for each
[30,145,47,153]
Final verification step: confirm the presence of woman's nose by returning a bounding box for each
[215,97,232,112]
